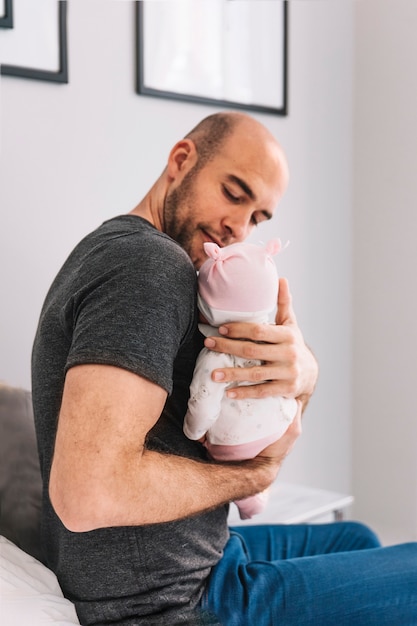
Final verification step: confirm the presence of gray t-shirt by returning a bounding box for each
[31,216,228,625]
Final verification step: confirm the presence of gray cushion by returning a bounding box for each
[0,383,44,562]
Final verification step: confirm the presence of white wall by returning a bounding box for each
[0,2,354,500]
[267,0,354,494]
[352,0,417,544]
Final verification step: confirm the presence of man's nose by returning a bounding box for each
[221,216,250,242]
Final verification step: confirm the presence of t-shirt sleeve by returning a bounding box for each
[63,234,197,394]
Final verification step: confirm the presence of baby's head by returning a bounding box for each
[198,240,283,326]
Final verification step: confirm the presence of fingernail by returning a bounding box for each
[218,326,229,335]
[205,338,216,348]
[226,390,237,398]
[213,371,225,381]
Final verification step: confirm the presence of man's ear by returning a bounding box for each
[167,139,198,181]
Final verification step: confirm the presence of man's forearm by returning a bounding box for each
[124,448,279,524]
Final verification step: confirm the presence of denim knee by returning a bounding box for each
[343,521,381,549]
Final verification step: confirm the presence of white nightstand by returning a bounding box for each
[228,481,354,526]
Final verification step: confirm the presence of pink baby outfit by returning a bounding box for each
[183,240,297,519]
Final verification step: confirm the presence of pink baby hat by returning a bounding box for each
[198,240,282,316]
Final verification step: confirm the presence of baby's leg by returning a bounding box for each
[235,490,270,520]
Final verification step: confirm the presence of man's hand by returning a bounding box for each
[203,278,318,411]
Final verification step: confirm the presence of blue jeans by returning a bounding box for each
[201,522,417,625]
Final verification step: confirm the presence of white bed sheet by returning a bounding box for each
[0,535,80,625]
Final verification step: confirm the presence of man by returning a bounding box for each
[32,113,417,625]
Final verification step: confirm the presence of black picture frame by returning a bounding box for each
[0,0,13,28]
[136,0,288,116]
[0,0,68,83]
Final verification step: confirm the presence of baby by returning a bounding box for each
[184,240,298,519]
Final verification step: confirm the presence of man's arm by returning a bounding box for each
[50,363,301,532]
[202,278,319,411]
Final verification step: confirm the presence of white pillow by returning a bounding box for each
[0,535,80,625]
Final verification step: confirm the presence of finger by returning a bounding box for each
[204,327,293,356]
[276,277,298,327]
[211,361,295,385]
[223,379,297,400]
[210,322,288,343]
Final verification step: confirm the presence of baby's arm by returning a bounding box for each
[183,349,233,440]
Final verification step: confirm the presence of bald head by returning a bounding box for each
[185,112,289,189]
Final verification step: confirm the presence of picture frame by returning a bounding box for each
[0,0,68,83]
[0,0,13,28]
[136,0,288,116]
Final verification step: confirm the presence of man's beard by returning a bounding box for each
[163,168,198,257]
